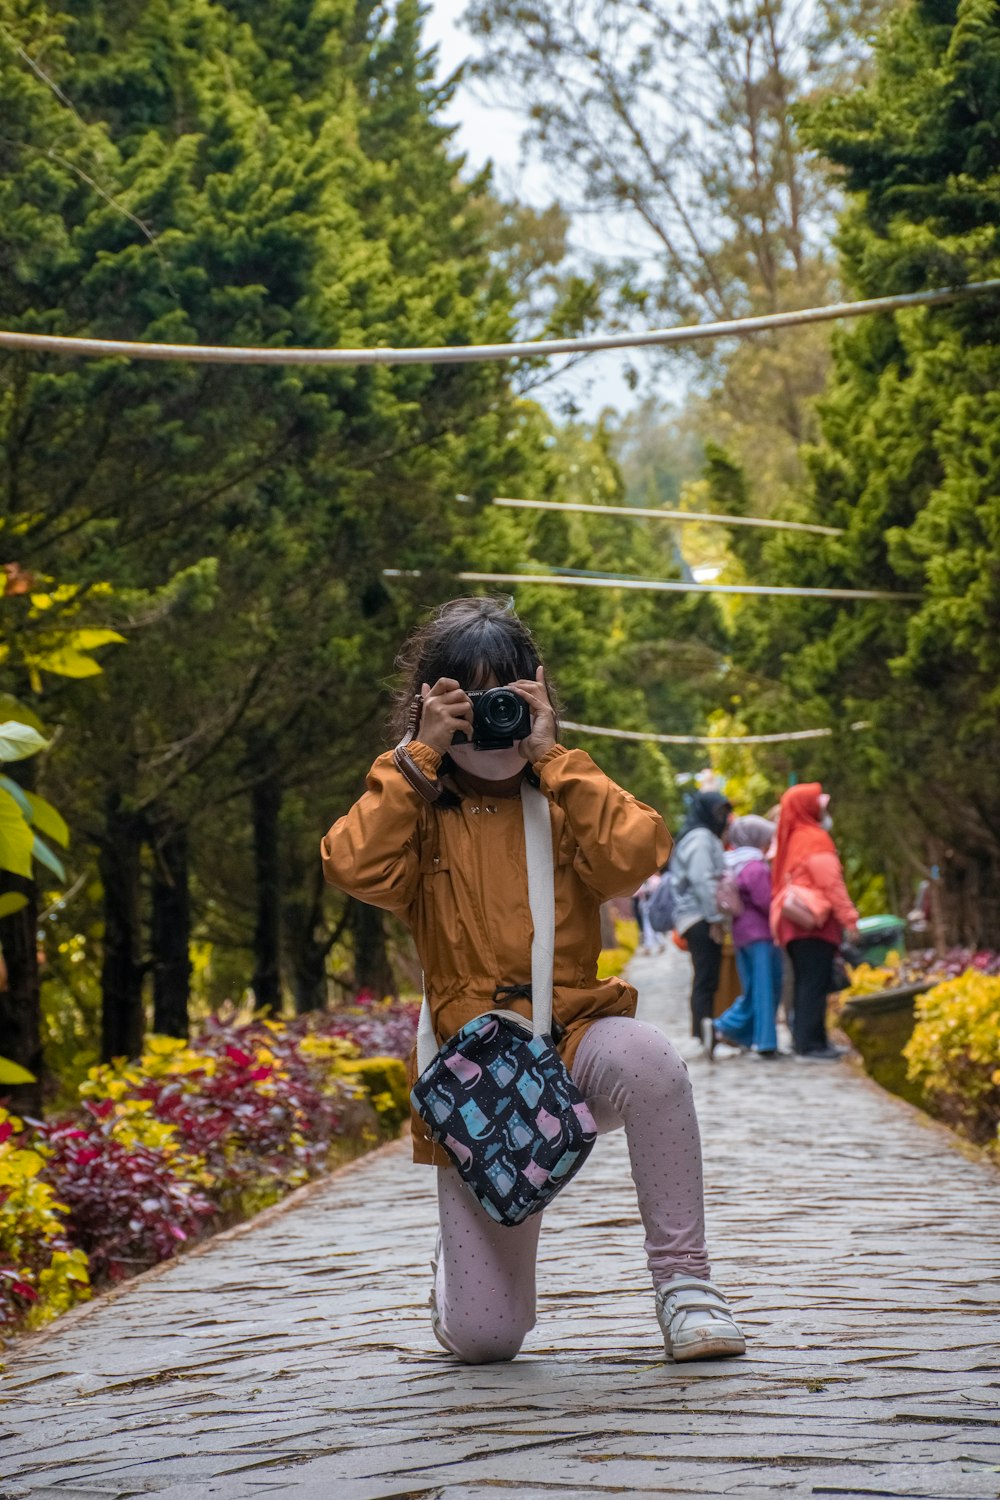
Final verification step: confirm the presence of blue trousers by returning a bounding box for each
[716,940,783,1053]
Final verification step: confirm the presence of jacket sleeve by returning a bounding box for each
[806,851,858,930]
[533,744,672,899]
[738,858,772,918]
[319,744,440,914]
[684,828,724,923]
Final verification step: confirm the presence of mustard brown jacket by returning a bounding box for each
[320,741,672,1164]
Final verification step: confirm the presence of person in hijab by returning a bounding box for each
[704,815,784,1059]
[770,784,859,1061]
[670,791,732,1040]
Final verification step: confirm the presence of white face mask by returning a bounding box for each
[448,742,525,780]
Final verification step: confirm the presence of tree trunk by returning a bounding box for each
[150,820,191,1039]
[251,774,282,1013]
[99,800,146,1061]
[935,840,1000,949]
[286,863,330,1015]
[349,898,395,998]
[0,875,42,1116]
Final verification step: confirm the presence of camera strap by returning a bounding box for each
[416,780,554,1073]
[393,693,446,804]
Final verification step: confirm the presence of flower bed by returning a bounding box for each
[842,947,1000,1000]
[904,973,1000,1158]
[837,953,1000,1160]
[0,1000,417,1339]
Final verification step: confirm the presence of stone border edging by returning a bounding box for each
[839,980,929,1019]
[841,1045,1000,1172]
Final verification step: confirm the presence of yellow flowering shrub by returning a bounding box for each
[0,1108,90,1331]
[614,918,640,957]
[343,1057,410,1131]
[597,946,631,980]
[904,972,1000,1153]
[843,960,903,997]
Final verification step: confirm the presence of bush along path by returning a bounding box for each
[0,999,416,1337]
[837,949,1000,1158]
[1,946,999,1499]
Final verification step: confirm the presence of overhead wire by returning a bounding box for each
[1,281,998,367]
[480,496,843,536]
[454,570,919,602]
[560,720,871,747]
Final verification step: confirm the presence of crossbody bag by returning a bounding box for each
[410,781,598,1226]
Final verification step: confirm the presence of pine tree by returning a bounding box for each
[731,0,1000,941]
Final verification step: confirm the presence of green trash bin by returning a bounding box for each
[855,914,907,965]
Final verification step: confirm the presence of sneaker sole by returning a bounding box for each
[669,1334,746,1362]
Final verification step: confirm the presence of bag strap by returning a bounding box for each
[522,780,555,1037]
[415,779,554,1073]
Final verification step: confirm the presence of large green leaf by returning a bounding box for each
[0,787,34,878]
[0,892,29,918]
[32,833,66,883]
[0,1056,35,1085]
[0,696,45,733]
[24,790,70,848]
[0,721,49,761]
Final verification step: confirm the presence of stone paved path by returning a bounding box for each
[2,948,999,1500]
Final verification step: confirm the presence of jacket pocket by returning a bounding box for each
[420,843,449,874]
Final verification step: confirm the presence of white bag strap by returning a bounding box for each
[415,780,554,1074]
[521,780,555,1036]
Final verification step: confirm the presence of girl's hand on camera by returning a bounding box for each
[417,678,473,755]
[511,666,557,763]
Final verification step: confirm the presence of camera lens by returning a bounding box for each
[481,689,522,731]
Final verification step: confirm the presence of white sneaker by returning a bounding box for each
[656,1276,746,1362]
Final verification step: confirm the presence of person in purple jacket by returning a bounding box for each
[704,816,784,1060]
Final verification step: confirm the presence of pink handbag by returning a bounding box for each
[717,870,744,917]
[781,882,831,930]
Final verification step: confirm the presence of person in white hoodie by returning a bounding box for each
[670,792,732,1040]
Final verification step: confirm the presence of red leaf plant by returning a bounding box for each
[36,1112,216,1284]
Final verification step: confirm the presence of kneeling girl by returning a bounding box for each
[321,596,744,1364]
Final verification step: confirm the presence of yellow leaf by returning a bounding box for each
[0,786,34,878]
[66,629,125,651]
[32,648,103,679]
[0,1054,35,1084]
[8,1148,44,1178]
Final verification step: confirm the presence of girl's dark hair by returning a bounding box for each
[389,596,559,741]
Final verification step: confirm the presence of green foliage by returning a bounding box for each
[444,412,728,817]
[726,0,1000,932]
[1,0,541,1052]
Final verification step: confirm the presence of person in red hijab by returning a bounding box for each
[770,783,859,1061]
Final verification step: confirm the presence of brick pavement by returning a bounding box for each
[2,946,999,1499]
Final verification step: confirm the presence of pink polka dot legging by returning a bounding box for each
[432,1016,711,1363]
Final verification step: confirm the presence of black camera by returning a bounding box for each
[452,687,532,750]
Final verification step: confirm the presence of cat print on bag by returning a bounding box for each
[412,1010,598,1226]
